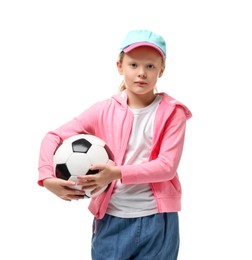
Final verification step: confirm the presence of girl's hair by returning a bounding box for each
[118,51,165,93]
[118,52,126,92]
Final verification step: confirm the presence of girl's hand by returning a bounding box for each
[43,178,85,201]
[77,164,121,196]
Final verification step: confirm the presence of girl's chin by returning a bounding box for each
[129,88,154,95]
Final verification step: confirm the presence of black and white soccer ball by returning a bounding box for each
[53,134,113,198]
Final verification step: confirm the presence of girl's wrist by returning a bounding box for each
[113,166,122,180]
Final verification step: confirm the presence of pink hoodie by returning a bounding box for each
[38,92,192,219]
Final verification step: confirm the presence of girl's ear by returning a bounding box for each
[117,60,123,75]
[159,66,165,78]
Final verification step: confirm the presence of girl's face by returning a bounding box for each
[117,46,165,102]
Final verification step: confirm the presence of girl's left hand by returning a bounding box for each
[77,163,121,195]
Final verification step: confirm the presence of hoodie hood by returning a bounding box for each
[112,90,192,120]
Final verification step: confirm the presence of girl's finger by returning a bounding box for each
[89,163,106,171]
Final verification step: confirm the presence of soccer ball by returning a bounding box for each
[53,134,113,198]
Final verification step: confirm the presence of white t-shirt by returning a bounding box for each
[106,95,162,218]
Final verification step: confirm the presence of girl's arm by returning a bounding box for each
[120,106,188,184]
[76,106,188,188]
[38,103,99,186]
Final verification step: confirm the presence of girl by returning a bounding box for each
[38,29,192,260]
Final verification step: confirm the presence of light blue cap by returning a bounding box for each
[119,30,166,58]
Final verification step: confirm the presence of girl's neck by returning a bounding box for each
[127,91,156,109]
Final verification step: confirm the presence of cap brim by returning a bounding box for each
[123,42,165,58]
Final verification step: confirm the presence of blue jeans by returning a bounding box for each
[91,213,179,260]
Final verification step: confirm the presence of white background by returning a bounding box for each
[1,0,252,259]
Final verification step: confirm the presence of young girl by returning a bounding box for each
[38,29,192,260]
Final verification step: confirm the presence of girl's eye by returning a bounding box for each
[147,64,155,69]
[130,63,137,68]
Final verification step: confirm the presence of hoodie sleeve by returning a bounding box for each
[37,102,102,186]
[120,105,190,184]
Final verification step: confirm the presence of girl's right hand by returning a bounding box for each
[43,178,85,201]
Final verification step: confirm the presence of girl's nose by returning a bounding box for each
[138,68,147,79]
